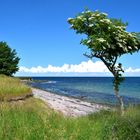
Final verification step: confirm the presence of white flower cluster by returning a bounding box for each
[88,17,94,21]
[100,19,111,24]
[77,16,82,20]
[95,13,100,17]
[96,38,106,43]
[87,39,92,44]
[128,33,134,37]
[85,10,91,14]
[89,24,93,27]
[67,18,73,22]
[102,12,108,16]
[115,26,124,30]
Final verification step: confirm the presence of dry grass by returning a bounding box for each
[0,75,31,101]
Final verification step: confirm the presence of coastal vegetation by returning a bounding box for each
[68,9,140,113]
[0,75,140,139]
[0,75,31,101]
[0,97,140,139]
[0,41,20,76]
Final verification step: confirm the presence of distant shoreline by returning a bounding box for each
[18,76,140,79]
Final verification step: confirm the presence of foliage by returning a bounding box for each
[68,9,140,110]
[0,75,31,101]
[68,10,140,56]
[0,97,140,140]
[0,41,20,76]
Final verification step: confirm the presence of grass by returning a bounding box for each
[0,98,140,140]
[0,75,31,101]
[0,75,140,140]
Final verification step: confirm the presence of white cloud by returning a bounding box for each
[125,67,140,73]
[19,60,109,73]
[17,60,140,76]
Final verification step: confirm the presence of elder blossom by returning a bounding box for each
[96,38,106,43]
[89,24,93,27]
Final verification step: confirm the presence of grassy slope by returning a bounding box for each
[0,75,140,140]
[0,75,31,101]
[0,98,140,140]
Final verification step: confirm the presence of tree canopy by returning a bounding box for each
[68,9,140,112]
[0,41,20,76]
[68,10,140,59]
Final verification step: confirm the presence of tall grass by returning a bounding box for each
[0,98,140,140]
[0,75,31,101]
[0,75,140,139]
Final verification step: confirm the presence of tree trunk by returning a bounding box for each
[99,57,125,114]
[114,89,124,115]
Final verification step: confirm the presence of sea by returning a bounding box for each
[28,77,140,106]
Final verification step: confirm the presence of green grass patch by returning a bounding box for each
[0,75,140,139]
[0,75,31,101]
[0,98,140,140]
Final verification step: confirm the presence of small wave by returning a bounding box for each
[42,81,57,84]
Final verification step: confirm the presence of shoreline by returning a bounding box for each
[33,86,115,108]
[32,87,109,117]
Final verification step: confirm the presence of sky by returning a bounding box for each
[0,0,140,76]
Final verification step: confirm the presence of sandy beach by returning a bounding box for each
[32,88,108,117]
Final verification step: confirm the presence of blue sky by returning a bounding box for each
[0,0,140,76]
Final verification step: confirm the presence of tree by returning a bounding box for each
[68,10,140,113]
[0,41,20,76]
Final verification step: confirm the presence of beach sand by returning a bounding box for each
[32,88,108,117]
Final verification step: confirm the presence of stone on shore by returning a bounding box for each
[32,88,108,117]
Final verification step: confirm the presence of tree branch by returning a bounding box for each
[100,57,113,73]
[111,56,117,69]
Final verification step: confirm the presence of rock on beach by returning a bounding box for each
[32,88,108,117]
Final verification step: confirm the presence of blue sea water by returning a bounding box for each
[29,77,140,106]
